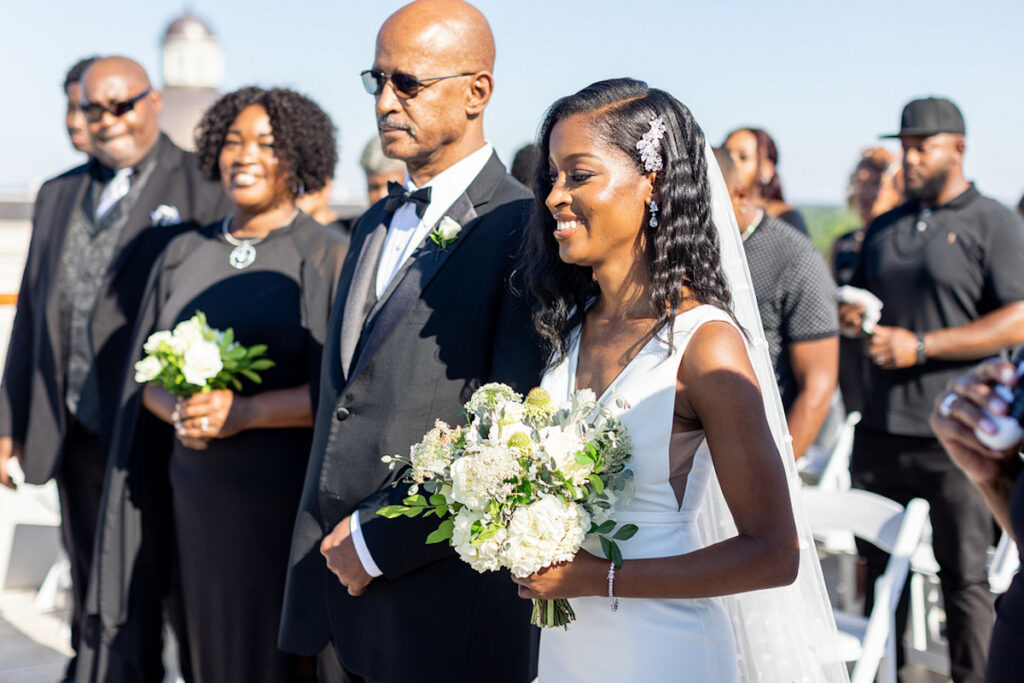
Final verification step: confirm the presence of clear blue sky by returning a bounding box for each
[2,0,1022,206]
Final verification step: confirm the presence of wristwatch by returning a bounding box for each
[915,333,927,365]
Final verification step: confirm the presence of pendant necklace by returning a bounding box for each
[221,210,298,270]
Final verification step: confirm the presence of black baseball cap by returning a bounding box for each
[881,97,966,138]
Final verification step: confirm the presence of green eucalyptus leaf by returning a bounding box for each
[594,520,615,535]
[246,344,268,358]
[425,519,454,544]
[609,540,623,568]
[599,535,614,560]
[377,505,409,518]
[612,523,638,541]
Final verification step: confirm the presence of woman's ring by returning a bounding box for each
[200,416,210,432]
[939,393,957,418]
[875,354,885,365]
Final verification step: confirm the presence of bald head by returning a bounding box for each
[372,0,496,185]
[81,56,162,169]
[380,0,495,73]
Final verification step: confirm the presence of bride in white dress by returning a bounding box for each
[514,79,847,682]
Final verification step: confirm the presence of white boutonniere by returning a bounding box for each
[150,204,182,226]
[430,216,462,250]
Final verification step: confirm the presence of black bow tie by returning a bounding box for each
[383,181,432,219]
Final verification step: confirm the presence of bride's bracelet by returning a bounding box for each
[607,562,619,612]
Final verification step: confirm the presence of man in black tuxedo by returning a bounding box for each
[0,56,228,681]
[280,2,543,681]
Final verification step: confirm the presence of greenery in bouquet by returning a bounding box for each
[133,311,275,398]
[378,382,635,628]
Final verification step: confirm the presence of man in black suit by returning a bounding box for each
[0,56,228,681]
[280,2,543,681]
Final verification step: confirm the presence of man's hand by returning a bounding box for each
[869,325,920,369]
[838,302,866,338]
[0,437,23,490]
[320,514,374,596]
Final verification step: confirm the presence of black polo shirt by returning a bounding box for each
[851,183,1024,436]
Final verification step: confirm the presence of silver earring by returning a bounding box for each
[649,200,659,228]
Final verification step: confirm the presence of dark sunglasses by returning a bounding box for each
[78,87,152,123]
[360,69,474,98]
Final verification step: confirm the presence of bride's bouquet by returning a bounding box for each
[133,311,274,398]
[378,383,635,628]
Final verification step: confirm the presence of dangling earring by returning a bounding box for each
[648,200,659,228]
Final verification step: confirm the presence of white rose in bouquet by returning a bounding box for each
[182,339,223,386]
[134,355,163,383]
[452,508,507,572]
[538,425,593,485]
[505,495,589,577]
[143,330,174,354]
[173,318,207,350]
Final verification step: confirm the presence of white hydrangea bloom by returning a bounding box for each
[451,508,506,572]
[504,495,589,577]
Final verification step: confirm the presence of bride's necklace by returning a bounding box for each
[221,210,298,270]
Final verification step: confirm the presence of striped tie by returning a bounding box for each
[95,167,133,221]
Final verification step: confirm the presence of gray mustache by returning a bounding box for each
[378,116,413,134]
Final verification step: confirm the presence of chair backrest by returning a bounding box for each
[802,489,930,683]
[803,488,917,553]
[815,410,860,492]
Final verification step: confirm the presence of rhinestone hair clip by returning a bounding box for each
[636,115,667,173]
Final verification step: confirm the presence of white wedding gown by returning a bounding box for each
[538,304,742,682]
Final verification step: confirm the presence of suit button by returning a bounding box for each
[335,407,351,421]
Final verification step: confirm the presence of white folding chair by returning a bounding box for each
[906,526,1020,676]
[807,409,860,492]
[802,489,930,683]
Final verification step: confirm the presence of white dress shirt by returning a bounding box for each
[373,142,493,298]
[353,142,494,577]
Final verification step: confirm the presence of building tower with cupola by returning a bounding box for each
[159,13,223,150]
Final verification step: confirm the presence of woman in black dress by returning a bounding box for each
[82,87,345,683]
[931,357,1024,682]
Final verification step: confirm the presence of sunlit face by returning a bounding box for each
[366,169,406,204]
[372,24,472,171]
[901,133,960,201]
[544,113,653,268]
[82,68,161,169]
[724,129,759,190]
[218,104,292,214]
[65,82,91,154]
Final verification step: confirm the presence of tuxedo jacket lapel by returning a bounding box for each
[347,189,480,385]
[339,217,388,378]
[106,138,183,283]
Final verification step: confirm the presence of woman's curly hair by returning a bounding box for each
[520,77,734,364]
[194,86,337,196]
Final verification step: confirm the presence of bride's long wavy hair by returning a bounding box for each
[520,78,734,363]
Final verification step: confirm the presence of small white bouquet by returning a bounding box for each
[133,311,274,398]
[378,383,635,628]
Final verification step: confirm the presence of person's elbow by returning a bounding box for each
[761,529,800,588]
